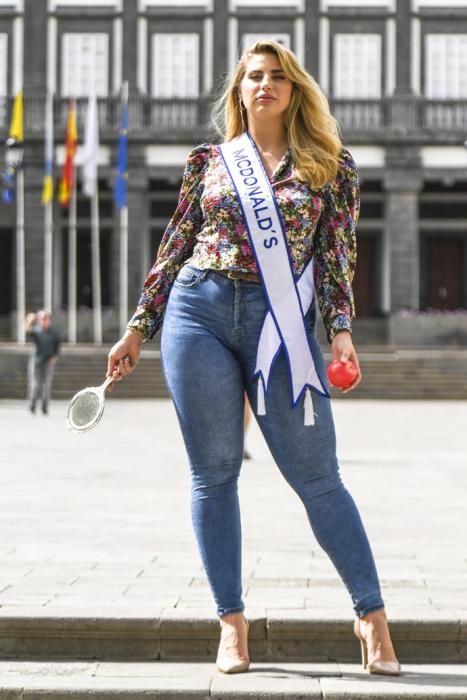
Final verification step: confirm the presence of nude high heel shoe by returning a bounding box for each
[216,615,250,674]
[354,617,401,676]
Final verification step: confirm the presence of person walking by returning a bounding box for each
[25,310,60,415]
[107,40,400,677]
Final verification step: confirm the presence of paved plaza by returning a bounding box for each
[1,397,466,614]
[0,397,466,696]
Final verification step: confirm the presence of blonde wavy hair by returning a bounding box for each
[212,40,342,189]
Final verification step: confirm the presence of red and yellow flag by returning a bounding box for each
[58,100,77,207]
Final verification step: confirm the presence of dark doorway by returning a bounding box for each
[150,227,165,261]
[62,228,112,308]
[353,234,379,317]
[425,236,463,310]
[0,229,13,315]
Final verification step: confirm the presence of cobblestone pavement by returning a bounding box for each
[0,397,466,622]
[1,661,467,698]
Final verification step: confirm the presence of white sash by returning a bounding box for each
[219,133,329,426]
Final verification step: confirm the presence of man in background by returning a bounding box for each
[25,310,61,415]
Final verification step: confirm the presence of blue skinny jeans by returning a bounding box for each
[161,265,385,619]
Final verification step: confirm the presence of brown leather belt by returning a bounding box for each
[216,270,261,284]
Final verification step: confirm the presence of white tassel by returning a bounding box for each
[257,376,266,415]
[304,387,315,426]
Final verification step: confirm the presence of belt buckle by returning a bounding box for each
[227,271,238,280]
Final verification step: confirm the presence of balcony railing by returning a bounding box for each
[0,95,214,136]
[1,94,467,140]
[331,96,467,136]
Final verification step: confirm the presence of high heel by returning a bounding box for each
[359,638,368,669]
[216,615,250,674]
[354,617,400,676]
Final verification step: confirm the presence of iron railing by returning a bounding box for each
[0,95,213,135]
[331,96,467,136]
[1,94,467,139]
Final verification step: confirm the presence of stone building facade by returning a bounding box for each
[1,0,467,345]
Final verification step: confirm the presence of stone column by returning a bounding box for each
[384,147,423,312]
[212,0,229,91]
[23,1,48,310]
[304,0,320,78]
[122,0,138,89]
[23,161,46,310]
[395,0,412,94]
[24,0,47,95]
[115,142,148,314]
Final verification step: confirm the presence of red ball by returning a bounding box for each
[327,360,358,389]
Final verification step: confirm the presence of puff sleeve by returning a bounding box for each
[313,147,359,343]
[127,145,210,341]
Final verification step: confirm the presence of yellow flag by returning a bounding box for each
[41,93,54,205]
[9,91,23,142]
[41,175,53,205]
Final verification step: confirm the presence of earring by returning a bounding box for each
[239,97,247,132]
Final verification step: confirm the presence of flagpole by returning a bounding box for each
[68,174,77,343]
[91,181,102,343]
[119,81,129,335]
[44,198,53,311]
[16,164,26,344]
[119,192,128,336]
[7,91,25,343]
[43,92,54,311]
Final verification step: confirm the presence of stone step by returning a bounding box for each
[0,661,466,699]
[2,345,467,400]
[0,611,465,664]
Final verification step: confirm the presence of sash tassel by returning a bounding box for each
[304,387,315,426]
[257,375,266,416]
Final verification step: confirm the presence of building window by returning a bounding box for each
[324,0,392,6]
[0,33,7,96]
[152,33,199,98]
[425,34,467,99]
[332,34,382,131]
[61,33,109,97]
[415,0,467,8]
[234,0,300,6]
[0,33,7,130]
[51,0,117,6]
[143,0,209,6]
[241,34,291,52]
[333,34,381,98]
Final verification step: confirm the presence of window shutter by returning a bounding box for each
[334,34,381,98]
[152,33,199,97]
[426,34,467,99]
[62,33,109,96]
[0,34,7,96]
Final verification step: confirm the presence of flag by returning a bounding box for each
[41,93,54,205]
[9,91,23,142]
[81,93,99,198]
[114,87,128,209]
[58,100,77,207]
[1,91,24,204]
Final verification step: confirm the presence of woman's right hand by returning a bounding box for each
[107,329,143,389]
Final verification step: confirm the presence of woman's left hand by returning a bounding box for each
[330,330,362,393]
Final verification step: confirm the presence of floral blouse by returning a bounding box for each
[128,143,359,343]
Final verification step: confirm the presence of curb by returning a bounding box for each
[0,611,465,663]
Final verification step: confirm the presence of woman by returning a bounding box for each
[107,40,400,677]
